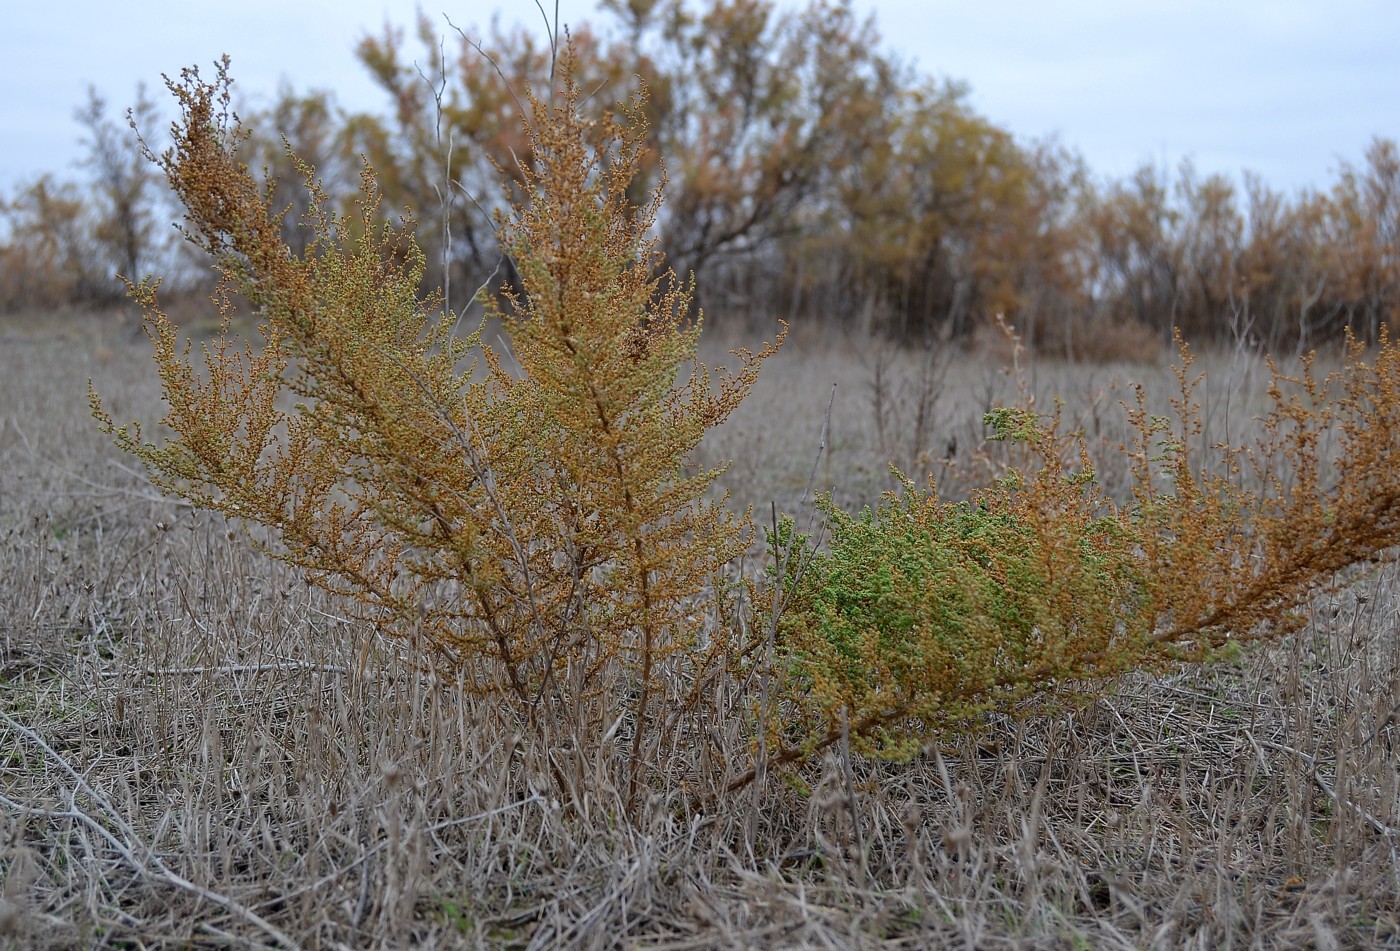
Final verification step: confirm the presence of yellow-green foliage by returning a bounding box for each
[767,463,1148,763]
[742,334,1400,784]
[91,55,782,805]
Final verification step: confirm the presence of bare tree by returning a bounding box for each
[76,84,162,294]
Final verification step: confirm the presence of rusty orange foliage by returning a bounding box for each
[92,54,783,810]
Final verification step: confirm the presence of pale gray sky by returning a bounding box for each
[2,1,1397,196]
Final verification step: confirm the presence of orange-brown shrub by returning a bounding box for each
[92,55,782,810]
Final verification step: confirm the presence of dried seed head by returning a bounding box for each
[942,825,972,852]
[901,801,923,837]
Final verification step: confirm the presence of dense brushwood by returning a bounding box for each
[95,54,1400,814]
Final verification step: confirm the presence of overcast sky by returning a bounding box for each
[2,0,1397,198]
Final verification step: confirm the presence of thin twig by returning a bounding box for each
[1256,737,1397,838]
[444,16,529,123]
[97,662,348,679]
[839,706,868,883]
[745,385,837,828]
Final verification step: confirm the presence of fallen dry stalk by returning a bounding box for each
[0,708,304,951]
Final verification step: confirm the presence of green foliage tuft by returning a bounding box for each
[770,475,1151,762]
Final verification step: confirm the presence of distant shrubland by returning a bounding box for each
[4,0,1400,356]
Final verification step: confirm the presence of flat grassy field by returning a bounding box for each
[2,310,1397,949]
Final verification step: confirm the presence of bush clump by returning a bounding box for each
[746,340,1400,782]
[96,53,1400,813]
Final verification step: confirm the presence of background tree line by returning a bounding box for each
[3,0,1398,356]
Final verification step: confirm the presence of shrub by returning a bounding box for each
[738,333,1400,786]
[95,53,1400,817]
[91,54,783,811]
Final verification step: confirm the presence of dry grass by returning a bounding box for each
[3,310,1398,949]
[699,320,1287,518]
